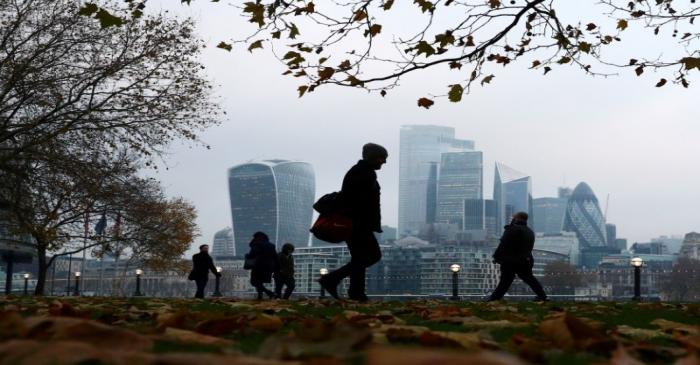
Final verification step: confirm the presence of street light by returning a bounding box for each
[450,264,461,301]
[213,266,223,297]
[134,269,144,297]
[631,257,643,301]
[23,273,30,296]
[319,268,329,298]
[73,271,81,296]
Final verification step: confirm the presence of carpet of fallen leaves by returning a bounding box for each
[1,297,700,365]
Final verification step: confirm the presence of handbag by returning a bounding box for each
[243,253,257,270]
[310,212,353,244]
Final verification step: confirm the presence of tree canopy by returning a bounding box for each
[101,0,699,108]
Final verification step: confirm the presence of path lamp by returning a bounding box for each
[213,266,223,297]
[73,272,81,296]
[319,268,329,298]
[450,264,461,300]
[134,269,144,297]
[631,257,643,301]
[23,273,30,296]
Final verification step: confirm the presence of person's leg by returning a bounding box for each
[488,265,516,301]
[261,283,275,298]
[274,276,283,299]
[195,278,207,299]
[283,277,295,299]
[348,230,381,299]
[516,265,548,300]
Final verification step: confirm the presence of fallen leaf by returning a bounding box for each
[163,327,235,346]
[366,346,524,365]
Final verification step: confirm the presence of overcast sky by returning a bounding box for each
[145,1,699,254]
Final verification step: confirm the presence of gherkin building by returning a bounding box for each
[562,182,607,248]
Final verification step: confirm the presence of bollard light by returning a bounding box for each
[73,272,81,296]
[213,266,223,297]
[450,264,460,300]
[134,269,144,297]
[319,268,329,298]
[631,257,643,301]
[23,273,30,296]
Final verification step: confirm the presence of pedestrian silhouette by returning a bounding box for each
[245,232,279,300]
[189,244,221,299]
[318,143,387,302]
[488,212,548,301]
[274,243,296,299]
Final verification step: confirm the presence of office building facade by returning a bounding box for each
[533,197,568,234]
[562,182,608,249]
[228,160,315,254]
[211,227,235,258]
[493,162,532,230]
[436,151,483,229]
[398,125,474,237]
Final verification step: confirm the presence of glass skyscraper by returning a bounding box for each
[562,182,607,248]
[211,227,234,258]
[532,197,568,233]
[398,125,474,237]
[228,160,315,255]
[436,151,483,229]
[493,162,532,230]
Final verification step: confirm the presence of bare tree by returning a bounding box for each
[0,0,220,171]
[661,257,700,301]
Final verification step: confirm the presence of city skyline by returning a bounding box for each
[145,1,700,255]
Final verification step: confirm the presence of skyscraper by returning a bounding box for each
[532,197,568,233]
[562,182,608,248]
[463,199,484,231]
[484,199,499,238]
[605,224,617,248]
[398,125,474,237]
[436,151,483,228]
[493,162,532,230]
[228,160,315,254]
[211,227,234,258]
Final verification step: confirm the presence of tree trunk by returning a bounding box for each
[34,245,47,296]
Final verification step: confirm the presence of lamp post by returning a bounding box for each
[73,271,81,296]
[23,273,30,296]
[319,268,329,298]
[213,266,223,297]
[134,269,144,297]
[450,264,461,300]
[631,257,643,301]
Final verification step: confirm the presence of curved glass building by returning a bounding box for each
[228,160,315,255]
[562,182,607,248]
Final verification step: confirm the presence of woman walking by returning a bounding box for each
[246,232,279,300]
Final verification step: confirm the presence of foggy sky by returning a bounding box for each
[145,1,700,255]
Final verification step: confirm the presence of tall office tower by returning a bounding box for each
[398,125,474,237]
[562,182,608,248]
[484,199,499,238]
[493,162,533,230]
[425,162,439,225]
[605,224,617,248]
[211,227,234,258]
[436,151,483,228]
[228,160,315,254]
[464,199,484,231]
[532,197,568,233]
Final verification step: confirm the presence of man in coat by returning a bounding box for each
[247,232,279,300]
[190,244,221,299]
[319,143,387,302]
[488,212,548,301]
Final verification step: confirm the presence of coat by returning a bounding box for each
[248,239,279,285]
[190,252,218,280]
[341,160,381,232]
[492,222,535,265]
[277,252,294,277]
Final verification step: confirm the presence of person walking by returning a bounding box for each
[189,244,221,299]
[318,143,387,302]
[246,232,279,300]
[274,243,296,299]
[488,212,548,302]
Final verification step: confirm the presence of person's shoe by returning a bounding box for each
[348,293,369,303]
[534,297,550,303]
[317,276,340,300]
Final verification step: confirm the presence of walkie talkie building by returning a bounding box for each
[228,160,315,256]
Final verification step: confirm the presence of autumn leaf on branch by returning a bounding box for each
[417,97,434,109]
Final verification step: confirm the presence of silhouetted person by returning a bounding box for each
[247,232,279,300]
[488,212,548,301]
[190,244,220,299]
[274,243,296,299]
[319,143,387,302]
